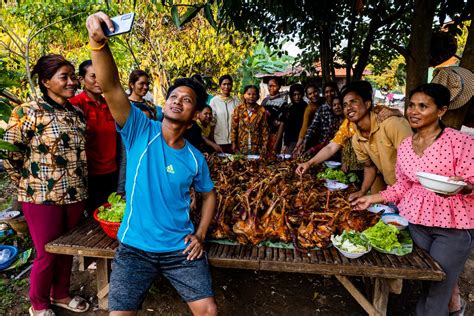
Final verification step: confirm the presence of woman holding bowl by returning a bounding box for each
[353,83,473,316]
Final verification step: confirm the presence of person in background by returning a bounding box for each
[4,54,89,315]
[231,85,269,155]
[297,94,344,157]
[352,83,473,316]
[69,60,118,213]
[87,12,217,316]
[294,82,321,152]
[196,105,223,153]
[209,74,240,153]
[280,84,307,154]
[262,76,288,154]
[191,74,213,106]
[128,69,162,121]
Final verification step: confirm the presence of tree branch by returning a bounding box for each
[382,40,409,59]
[25,11,87,98]
[0,40,23,58]
[0,17,25,54]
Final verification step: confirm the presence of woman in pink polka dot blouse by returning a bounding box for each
[353,83,473,316]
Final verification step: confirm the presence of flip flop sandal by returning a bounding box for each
[50,296,90,313]
[449,298,467,316]
[29,307,56,316]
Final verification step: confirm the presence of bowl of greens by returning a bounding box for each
[93,192,126,239]
[331,231,371,259]
[362,220,413,256]
[317,168,358,184]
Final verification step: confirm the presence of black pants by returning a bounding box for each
[87,171,119,214]
[409,224,474,316]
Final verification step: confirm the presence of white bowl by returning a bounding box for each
[324,161,341,169]
[381,214,408,230]
[416,171,466,194]
[324,180,348,191]
[334,243,372,259]
[217,153,232,158]
[276,154,292,160]
[367,204,395,214]
[246,155,260,160]
[0,211,20,221]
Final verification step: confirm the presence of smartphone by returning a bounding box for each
[102,13,135,37]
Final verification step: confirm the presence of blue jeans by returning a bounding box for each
[109,242,214,311]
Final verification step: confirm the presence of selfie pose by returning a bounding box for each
[86,12,217,316]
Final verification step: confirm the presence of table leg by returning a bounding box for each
[335,275,379,315]
[96,258,110,310]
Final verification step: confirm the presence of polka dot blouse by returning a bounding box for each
[380,128,474,229]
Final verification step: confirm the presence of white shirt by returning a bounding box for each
[209,95,240,145]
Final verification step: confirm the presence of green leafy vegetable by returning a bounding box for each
[317,168,358,184]
[331,230,370,253]
[362,220,401,251]
[97,192,126,223]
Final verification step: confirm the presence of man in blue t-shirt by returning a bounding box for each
[87,12,217,316]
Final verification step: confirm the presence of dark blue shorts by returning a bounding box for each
[108,242,214,311]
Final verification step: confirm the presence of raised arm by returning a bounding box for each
[85,12,130,127]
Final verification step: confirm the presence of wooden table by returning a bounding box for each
[46,219,445,315]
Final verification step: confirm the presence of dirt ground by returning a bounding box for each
[2,251,473,316]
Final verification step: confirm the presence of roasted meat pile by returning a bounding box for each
[192,156,380,251]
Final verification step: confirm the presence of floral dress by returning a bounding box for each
[230,103,269,155]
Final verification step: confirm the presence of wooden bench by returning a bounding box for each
[45,219,445,316]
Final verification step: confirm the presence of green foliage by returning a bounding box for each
[238,42,294,89]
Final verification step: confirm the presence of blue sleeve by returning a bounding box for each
[193,157,214,193]
[117,105,151,151]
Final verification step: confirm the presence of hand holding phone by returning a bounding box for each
[101,13,135,37]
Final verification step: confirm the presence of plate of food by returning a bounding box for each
[246,155,260,160]
[381,214,408,230]
[331,231,371,259]
[276,154,292,160]
[362,220,412,256]
[317,168,358,184]
[416,171,466,195]
[217,153,232,158]
[367,204,396,214]
[324,180,348,191]
[324,161,341,169]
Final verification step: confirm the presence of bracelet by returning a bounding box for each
[87,41,108,51]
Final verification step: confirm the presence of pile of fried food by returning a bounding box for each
[193,156,380,251]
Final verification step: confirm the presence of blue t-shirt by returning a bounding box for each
[117,106,214,253]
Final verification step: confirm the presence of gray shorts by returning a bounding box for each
[109,242,214,311]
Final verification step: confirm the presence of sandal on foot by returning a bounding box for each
[50,296,90,313]
[29,307,56,316]
[449,298,467,316]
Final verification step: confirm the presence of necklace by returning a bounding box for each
[412,128,444,156]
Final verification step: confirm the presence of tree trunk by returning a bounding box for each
[459,18,474,71]
[319,23,331,83]
[352,20,378,81]
[346,0,358,83]
[442,20,474,129]
[405,0,437,110]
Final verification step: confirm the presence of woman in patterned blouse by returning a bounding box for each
[4,54,89,314]
[231,85,269,155]
[353,84,473,316]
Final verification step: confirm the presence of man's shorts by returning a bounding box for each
[108,242,214,311]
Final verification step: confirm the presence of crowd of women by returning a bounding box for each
[2,44,473,315]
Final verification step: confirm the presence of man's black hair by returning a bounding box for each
[166,77,207,111]
[340,81,373,105]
